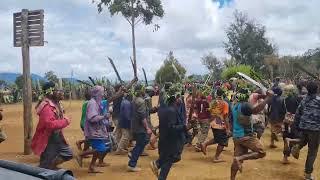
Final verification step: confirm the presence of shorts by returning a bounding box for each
[89,139,111,153]
[233,136,265,157]
[212,128,228,146]
[270,122,283,134]
[253,122,265,137]
[40,136,73,169]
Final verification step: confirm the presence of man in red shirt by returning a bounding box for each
[31,82,72,170]
[194,94,210,151]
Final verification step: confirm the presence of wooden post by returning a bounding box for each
[14,9,44,154]
[21,9,33,155]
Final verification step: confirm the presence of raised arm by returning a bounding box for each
[252,91,273,114]
[126,77,138,90]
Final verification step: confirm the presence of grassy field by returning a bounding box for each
[0,99,318,180]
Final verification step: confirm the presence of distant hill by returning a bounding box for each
[0,73,45,84]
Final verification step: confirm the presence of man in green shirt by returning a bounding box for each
[76,92,91,151]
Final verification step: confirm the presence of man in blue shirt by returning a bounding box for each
[115,90,132,155]
[231,90,273,180]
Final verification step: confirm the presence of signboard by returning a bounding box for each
[13,9,44,47]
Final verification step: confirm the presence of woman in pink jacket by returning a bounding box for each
[31,82,72,170]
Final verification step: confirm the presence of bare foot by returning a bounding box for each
[97,162,110,167]
[75,155,83,167]
[88,167,103,173]
[83,155,91,158]
[76,141,82,151]
[213,158,226,163]
[194,145,201,152]
[282,157,289,165]
[200,143,207,155]
[234,157,242,173]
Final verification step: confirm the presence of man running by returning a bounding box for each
[201,88,230,163]
[194,93,210,152]
[230,89,273,180]
[82,86,112,173]
[291,81,320,180]
[31,82,73,170]
[115,90,132,155]
[128,84,152,172]
[268,86,286,148]
[150,87,187,180]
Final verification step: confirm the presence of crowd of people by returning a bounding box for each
[27,76,320,180]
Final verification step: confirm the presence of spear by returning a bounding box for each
[88,76,96,86]
[142,68,148,86]
[108,57,124,84]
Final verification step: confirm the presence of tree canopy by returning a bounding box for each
[224,10,275,69]
[95,0,164,78]
[155,51,186,84]
[201,53,223,80]
[221,64,261,80]
[97,0,164,25]
[45,71,59,84]
[15,75,24,90]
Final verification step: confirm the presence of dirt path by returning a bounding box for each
[0,100,318,180]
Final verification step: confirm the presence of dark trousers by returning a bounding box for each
[128,132,150,168]
[156,158,173,180]
[299,130,320,174]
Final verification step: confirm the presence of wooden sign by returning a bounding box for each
[13,9,44,47]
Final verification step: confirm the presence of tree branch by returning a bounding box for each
[135,17,143,26]
[125,17,132,25]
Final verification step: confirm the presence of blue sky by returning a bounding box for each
[0,0,319,81]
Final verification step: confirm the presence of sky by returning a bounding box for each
[0,0,319,81]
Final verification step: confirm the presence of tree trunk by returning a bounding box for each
[131,1,137,79]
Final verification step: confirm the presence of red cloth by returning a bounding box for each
[195,99,210,121]
[31,99,69,156]
[207,95,212,102]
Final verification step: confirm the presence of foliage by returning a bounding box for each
[44,71,59,84]
[97,0,164,25]
[303,48,320,69]
[201,53,223,80]
[224,10,275,69]
[155,51,186,84]
[187,74,204,82]
[223,58,237,68]
[221,65,261,80]
[95,0,164,78]
[0,80,7,88]
[15,75,24,90]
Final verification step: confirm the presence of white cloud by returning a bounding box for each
[0,0,319,81]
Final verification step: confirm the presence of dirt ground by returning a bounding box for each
[0,99,318,180]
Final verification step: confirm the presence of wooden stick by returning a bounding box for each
[88,76,96,86]
[142,68,148,86]
[108,57,124,84]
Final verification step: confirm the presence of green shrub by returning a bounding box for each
[221,65,261,80]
